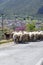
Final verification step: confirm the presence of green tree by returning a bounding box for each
[26,23,35,31]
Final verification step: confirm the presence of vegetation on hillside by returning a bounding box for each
[0,0,43,19]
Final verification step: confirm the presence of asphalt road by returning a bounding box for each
[0,41,43,65]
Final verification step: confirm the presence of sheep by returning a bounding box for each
[39,31,43,40]
[28,32,37,41]
[13,31,30,43]
[13,31,23,43]
[30,31,43,41]
[36,31,43,41]
[12,31,43,43]
[21,34,29,42]
[22,32,31,42]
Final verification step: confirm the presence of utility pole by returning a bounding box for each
[1,13,4,34]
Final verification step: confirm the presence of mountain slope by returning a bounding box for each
[0,0,43,19]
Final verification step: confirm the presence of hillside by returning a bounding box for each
[0,0,43,19]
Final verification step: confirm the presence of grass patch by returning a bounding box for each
[0,39,13,44]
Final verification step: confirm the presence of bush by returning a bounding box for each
[26,23,35,31]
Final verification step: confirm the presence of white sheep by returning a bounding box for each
[12,31,43,43]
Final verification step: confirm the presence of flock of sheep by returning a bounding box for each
[12,31,43,43]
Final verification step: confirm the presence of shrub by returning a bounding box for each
[26,23,35,31]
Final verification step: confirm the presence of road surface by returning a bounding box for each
[0,41,43,65]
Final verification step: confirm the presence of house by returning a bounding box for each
[35,20,43,29]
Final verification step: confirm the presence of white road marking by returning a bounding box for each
[35,58,43,65]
